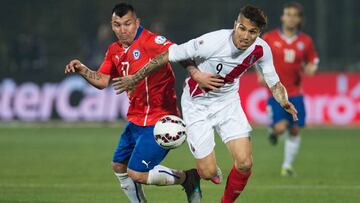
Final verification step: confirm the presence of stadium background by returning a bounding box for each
[1,0,359,124]
[0,0,359,203]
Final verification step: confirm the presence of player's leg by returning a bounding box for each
[125,123,201,203]
[195,151,218,179]
[125,123,184,185]
[112,122,147,203]
[215,99,253,203]
[281,125,301,176]
[186,116,222,182]
[281,95,306,176]
[221,137,252,203]
[127,167,200,203]
[185,129,220,202]
[267,97,289,145]
[210,164,223,184]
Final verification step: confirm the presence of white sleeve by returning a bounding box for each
[168,39,199,62]
[168,30,224,62]
[256,43,280,88]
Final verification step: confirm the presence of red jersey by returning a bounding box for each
[262,29,319,96]
[98,26,179,126]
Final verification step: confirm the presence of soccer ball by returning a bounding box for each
[153,115,187,149]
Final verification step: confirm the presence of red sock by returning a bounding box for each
[221,165,252,203]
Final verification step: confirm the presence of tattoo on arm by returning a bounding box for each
[271,82,288,106]
[96,73,102,80]
[89,72,95,79]
[81,68,102,81]
[132,51,168,83]
[83,69,89,77]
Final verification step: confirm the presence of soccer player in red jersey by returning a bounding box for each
[260,2,319,176]
[65,3,202,203]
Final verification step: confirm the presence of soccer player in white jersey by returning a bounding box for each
[112,5,298,203]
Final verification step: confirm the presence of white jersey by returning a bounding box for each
[169,29,279,105]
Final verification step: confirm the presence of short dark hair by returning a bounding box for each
[112,3,136,17]
[239,5,267,31]
[283,2,304,18]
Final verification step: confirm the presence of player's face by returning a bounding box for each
[111,11,140,47]
[281,7,302,30]
[232,15,261,50]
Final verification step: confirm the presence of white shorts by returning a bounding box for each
[181,94,252,159]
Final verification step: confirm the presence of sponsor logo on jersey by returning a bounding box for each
[115,55,120,62]
[132,49,141,60]
[155,36,167,44]
[297,41,305,50]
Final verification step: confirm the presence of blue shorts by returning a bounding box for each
[112,122,169,172]
[267,95,306,128]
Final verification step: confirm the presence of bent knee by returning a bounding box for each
[235,158,253,172]
[112,162,127,173]
[273,121,288,135]
[127,169,148,184]
[273,125,287,135]
[289,126,301,136]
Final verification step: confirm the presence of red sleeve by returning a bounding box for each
[305,37,319,64]
[97,46,119,78]
[143,35,174,57]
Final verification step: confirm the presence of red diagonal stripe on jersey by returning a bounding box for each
[188,77,204,97]
[224,45,263,83]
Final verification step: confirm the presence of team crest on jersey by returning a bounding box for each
[155,36,167,44]
[297,41,305,50]
[132,49,141,60]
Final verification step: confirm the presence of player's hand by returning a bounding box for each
[112,76,137,95]
[65,59,84,74]
[303,62,318,76]
[281,101,298,121]
[192,71,224,91]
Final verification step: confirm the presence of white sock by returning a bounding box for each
[283,134,301,169]
[115,173,147,203]
[147,165,184,186]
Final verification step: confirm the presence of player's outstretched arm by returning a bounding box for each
[112,50,169,94]
[270,82,298,121]
[65,59,110,89]
[179,60,224,91]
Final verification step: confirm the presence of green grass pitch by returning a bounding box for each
[0,125,359,203]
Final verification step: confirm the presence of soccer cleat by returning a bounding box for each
[181,169,202,203]
[268,133,278,145]
[210,166,223,184]
[281,166,297,177]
